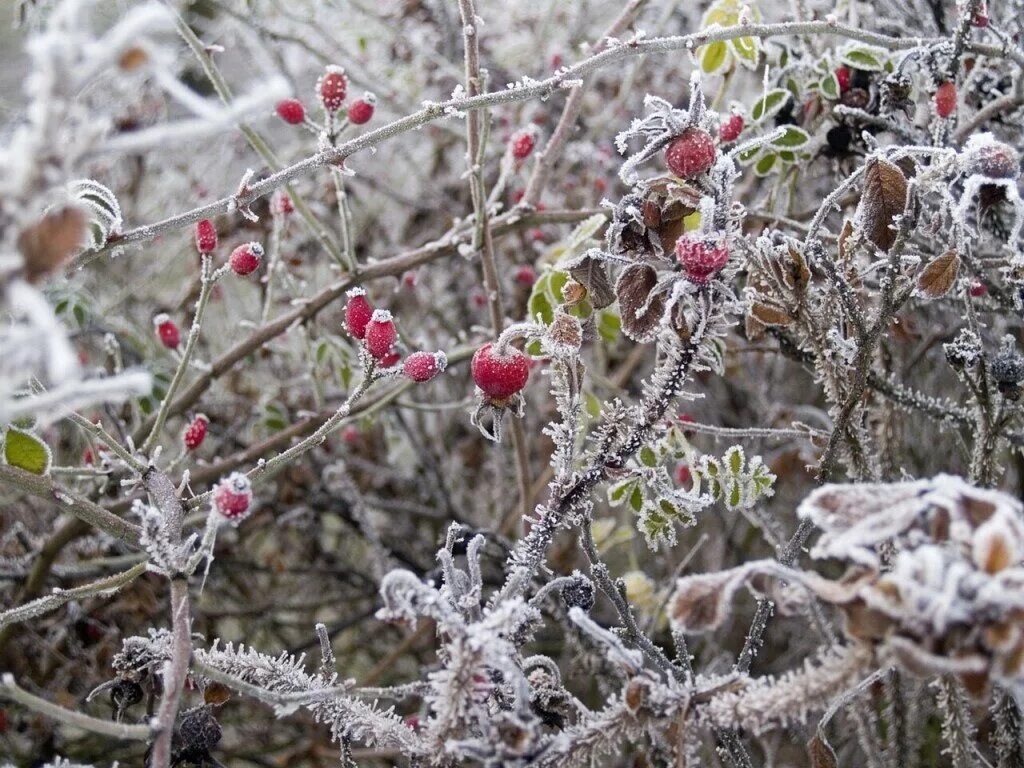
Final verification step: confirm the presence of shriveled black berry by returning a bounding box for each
[773,98,796,127]
[110,679,143,713]
[560,575,595,612]
[991,350,1024,384]
[174,705,222,763]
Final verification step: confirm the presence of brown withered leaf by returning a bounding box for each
[787,247,811,293]
[616,264,665,342]
[565,253,615,309]
[807,734,838,768]
[18,206,88,283]
[917,250,959,299]
[838,219,854,262]
[669,570,748,634]
[857,158,908,251]
[745,312,767,341]
[657,215,689,256]
[751,302,793,327]
[203,682,232,706]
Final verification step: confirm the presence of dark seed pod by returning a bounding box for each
[110,679,143,714]
[991,351,1024,385]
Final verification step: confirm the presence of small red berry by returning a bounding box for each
[347,92,376,125]
[665,127,717,179]
[229,242,263,276]
[676,236,730,284]
[935,81,958,119]
[341,424,361,445]
[270,190,294,216]
[275,99,306,125]
[365,309,398,360]
[513,265,537,287]
[402,270,418,290]
[470,289,488,309]
[963,137,1021,179]
[345,288,373,339]
[969,280,988,297]
[183,414,209,451]
[379,349,401,368]
[675,462,692,487]
[719,113,744,143]
[510,128,537,161]
[154,314,181,349]
[194,219,217,255]
[835,66,852,94]
[971,0,989,26]
[472,343,530,403]
[403,351,447,382]
[317,66,348,112]
[214,472,253,523]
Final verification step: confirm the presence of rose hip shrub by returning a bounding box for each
[2,1,1024,767]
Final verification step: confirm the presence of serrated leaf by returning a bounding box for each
[528,289,554,324]
[567,214,607,250]
[565,252,615,309]
[751,89,790,123]
[839,46,887,71]
[699,41,729,74]
[4,428,51,475]
[857,158,908,252]
[726,446,744,475]
[917,250,959,299]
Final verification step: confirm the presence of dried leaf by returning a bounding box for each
[917,250,959,299]
[669,570,749,633]
[616,264,665,342]
[751,302,793,327]
[566,253,615,309]
[807,734,838,768]
[744,312,767,341]
[203,682,232,706]
[787,247,811,292]
[857,158,908,251]
[838,219,854,262]
[17,206,88,282]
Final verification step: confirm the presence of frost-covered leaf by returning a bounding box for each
[917,250,959,299]
[751,89,791,123]
[857,158,908,251]
[3,427,51,475]
[699,41,729,74]
[616,264,664,342]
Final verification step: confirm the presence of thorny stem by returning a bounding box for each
[141,256,226,455]
[72,21,1019,271]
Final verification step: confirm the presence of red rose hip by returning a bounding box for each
[676,236,730,284]
[472,343,530,403]
[194,219,217,255]
[275,99,306,125]
[719,113,744,143]
[347,93,376,125]
[935,81,957,119]
[214,472,253,524]
[317,66,348,112]
[154,314,181,349]
[403,351,447,382]
[345,288,373,339]
[229,242,263,276]
[665,127,717,178]
[365,309,397,360]
[183,415,209,451]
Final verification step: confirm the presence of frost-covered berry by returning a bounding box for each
[972,1,989,26]
[214,472,253,523]
[665,127,717,179]
[317,66,348,112]
[991,345,1024,385]
[347,93,376,125]
[183,415,208,451]
[176,706,222,763]
[275,99,306,125]
[675,236,729,284]
[835,66,852,94]
[560,574,595,612]
[341,424,361,445]
[194,219,217,255]
[154,314,181,349]
[675,462,692,486]
[963,135,1020,180]
[472,343,530,403]
[344,287,373,340]
[510,128,537,161]
[379,349,401,368]
[110,678,143,713]
[229,242,263,276]
[969,280,988,297]
[270,190,294,216]
[719,113,744,143]
[513,265,537,286]
[935,81,957,119]
[403,351,447,382]
[365,309,398,360]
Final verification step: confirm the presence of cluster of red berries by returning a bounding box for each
[275,67,376,127]
[344,288,446,382]
[214,472,253,524]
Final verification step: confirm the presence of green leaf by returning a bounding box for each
[629,485,644,512]
[839,45,886,71]
[597,310,621,343]
[727,479,743,509]
[771,126,810,148]
[609,478,636,505]
[729,36,760,68]
[528,290,554,325]
[726,445,744,475]
[639,445,658,467]
[736,146,761,165]
[699,41,729,74]
[751,88,790,122]
[754,152,778,176]
[4,428,51,475]
[584,392,602,419]
[820,72,840,100]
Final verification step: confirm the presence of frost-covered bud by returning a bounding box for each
[560,573,595,612]
[510,127,537,160]
[944,329,982,370]
[194,219,218,255]
[963,134,1020,180]
[214,472,253,524]
[183,414,209,451]
[546,309,582,356]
